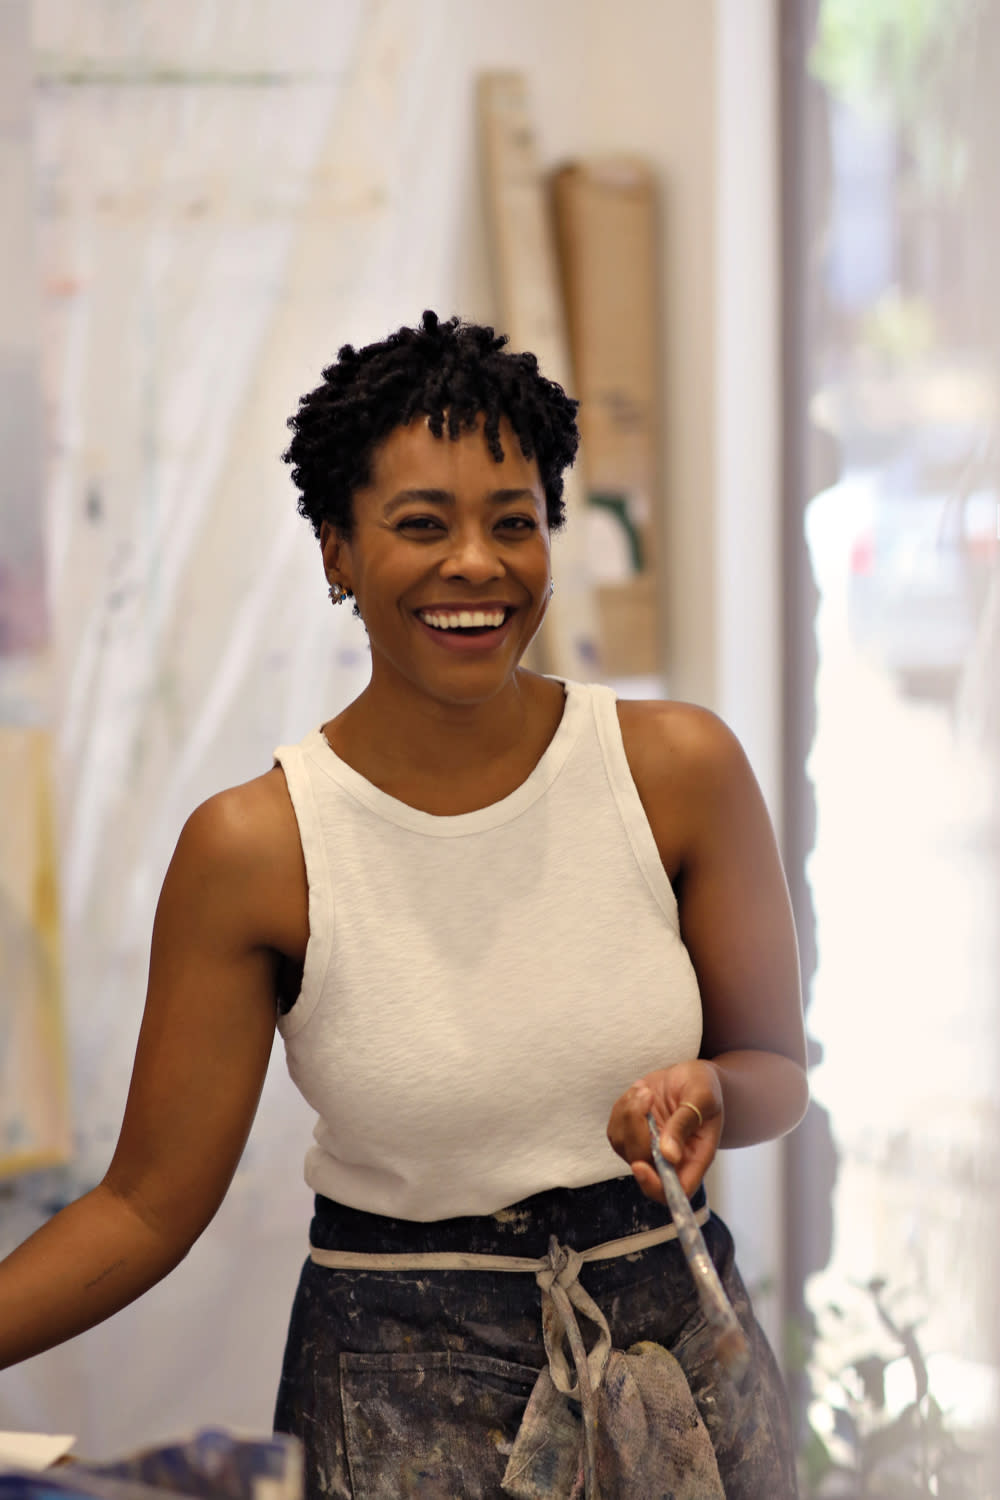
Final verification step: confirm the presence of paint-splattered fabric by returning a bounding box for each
[502,1339,726,1498]
[273,1175,799,1499]
[501,1237,725,1498]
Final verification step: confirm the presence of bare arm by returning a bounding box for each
[0,777,299,1369]
[607,704,809,1200]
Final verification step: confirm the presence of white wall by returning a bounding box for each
[710,0,786,1347]
[0,0,789,1454]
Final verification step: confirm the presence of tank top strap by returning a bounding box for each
[586,685,681,932]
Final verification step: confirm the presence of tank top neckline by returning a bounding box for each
[302,677,601,838]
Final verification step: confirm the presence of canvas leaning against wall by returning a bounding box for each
[0,349,72,1177]
[0,729,71,1177]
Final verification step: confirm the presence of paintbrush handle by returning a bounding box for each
[646,1113,750,1381]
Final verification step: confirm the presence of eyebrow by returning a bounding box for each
[382,487,539,517]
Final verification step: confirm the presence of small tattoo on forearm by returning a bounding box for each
[84,1259,126,1290]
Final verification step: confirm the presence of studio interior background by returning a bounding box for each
[1,0,998,1486]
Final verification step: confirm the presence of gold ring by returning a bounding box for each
[677,1101,703,1129]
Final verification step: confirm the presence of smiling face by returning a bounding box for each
[321,414,551,707]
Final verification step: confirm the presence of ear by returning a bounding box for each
[320,520,352,592]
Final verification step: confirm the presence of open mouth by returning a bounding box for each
[417,608,513,636]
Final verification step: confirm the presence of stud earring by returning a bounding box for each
[548,579,555,598]
[328,582,349,605]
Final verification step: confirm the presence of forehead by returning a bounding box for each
[365,413,541,494]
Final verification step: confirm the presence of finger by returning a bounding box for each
[630,1160,665,1203]
[632,1082,653,1109]
[610,1127,653,1169]
[637,1148,706,1206]
[656,1142,711,1203]
[675,1162,708,1199]
[659,1102,705,1165]
[674,1130,718,1198]
[611,1083,656,1161]
[626,1082,653,1122]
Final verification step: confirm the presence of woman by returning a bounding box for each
[0,312,808,1497]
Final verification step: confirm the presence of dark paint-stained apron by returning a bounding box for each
[273,1175,799,1499]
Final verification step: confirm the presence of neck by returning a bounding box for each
[327,668,557,783]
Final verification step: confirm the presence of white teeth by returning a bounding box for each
[419,609,506,631]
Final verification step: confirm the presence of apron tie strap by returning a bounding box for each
[535,1236,609,1498]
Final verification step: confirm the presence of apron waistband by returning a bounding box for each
[308,1203,710,1272]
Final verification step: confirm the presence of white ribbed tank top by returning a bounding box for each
[274,679,702,1221]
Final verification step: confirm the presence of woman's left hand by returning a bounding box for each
[606,1060,723,1202]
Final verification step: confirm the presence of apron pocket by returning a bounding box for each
[339,1349,539,1500]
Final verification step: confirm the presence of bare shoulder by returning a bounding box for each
[616,697,749,799]
[616,696,736,754]
[179,765,299,862]
[615,698,760,875]
[164,766,306,957]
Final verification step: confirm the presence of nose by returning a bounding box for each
[440,526,505,584]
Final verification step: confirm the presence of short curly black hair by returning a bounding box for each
[283,310,580,538]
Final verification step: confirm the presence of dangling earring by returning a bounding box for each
[328,582,349,605]
[548,579,555,598]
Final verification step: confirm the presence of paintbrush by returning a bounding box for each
[646,1112,750,1382]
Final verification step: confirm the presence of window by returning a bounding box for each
[781,0,1000,1483]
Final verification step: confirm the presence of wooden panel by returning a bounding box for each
[478,71,601,680]
[552,157,663,678]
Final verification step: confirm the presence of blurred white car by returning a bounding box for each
[847,456,998,697]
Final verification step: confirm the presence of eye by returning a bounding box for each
[497,515,538,533]
[396,515,446,534]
